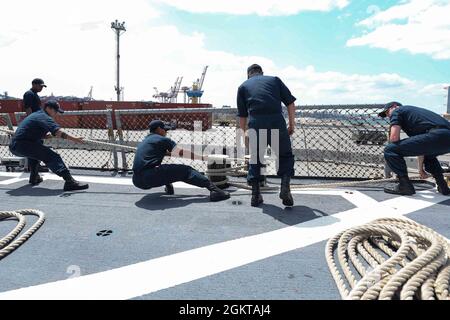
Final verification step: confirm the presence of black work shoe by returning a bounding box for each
[280,175,294,206]
[207,183,230,202]
[210,190,230,202]
[165,184,174,195]
[29,174,43,186]
[251,182,264,207]
[251,193,264,207]
[384,176,415,196]
[437,184,450,195]
[434,175,450,195]
[63,180,89,192]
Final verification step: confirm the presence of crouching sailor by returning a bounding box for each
[379,101,450,196]
[9,100,89,191]
[132,120,230,202]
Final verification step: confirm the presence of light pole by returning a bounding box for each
[111,20,126,101]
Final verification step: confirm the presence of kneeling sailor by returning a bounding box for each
[132,120,230,202]
[379,102,450,195]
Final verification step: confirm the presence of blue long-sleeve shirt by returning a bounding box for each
[237,75,296,118]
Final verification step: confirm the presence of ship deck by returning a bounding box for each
[0,170,449,300]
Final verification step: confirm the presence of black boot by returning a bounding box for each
[433,174,450,195]
[61,171,89,191]
[207,182,230,202]
[384,176,415,195]
[29,163,43,186]
[165,184,174,195]
[251,182,264,207]
[280,175,294,206]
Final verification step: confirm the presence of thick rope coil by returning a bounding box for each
[0,209,45,260]
[326,218,450,300]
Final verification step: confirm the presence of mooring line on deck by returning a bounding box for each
[0,209,45,260]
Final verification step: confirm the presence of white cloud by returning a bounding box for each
[154,0,349,16]
[347,0,450,60]
[0,0,447,114]
[278,66,448,112]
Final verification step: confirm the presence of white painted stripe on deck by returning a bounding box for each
[0,177,28,185]
[0,172,27,178]
[0,191,446,300]
[0,172,197,189]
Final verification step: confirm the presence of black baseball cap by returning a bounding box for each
[44,100,64,113]
[247,64,263,77]
[149,119,176,132]
[378,101,402,118]
[32,78,47,87]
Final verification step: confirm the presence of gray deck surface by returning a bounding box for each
[0,171,449,300]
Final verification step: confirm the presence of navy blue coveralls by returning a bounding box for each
[384,105,450,177]
[237,75,296,183]
[132,133,211,190]
[23,89,42,113]
[23,89,43,167]
[9,110,69,175]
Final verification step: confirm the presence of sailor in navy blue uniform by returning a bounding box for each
[132,120,230,202]
[237,64,296,207]
[379,101,450,195]
[23,78,46,115]
[23,78,51,173]
[9,100,89,191]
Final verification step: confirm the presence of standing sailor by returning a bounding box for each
[9,100,89,191]
[23,78,46,115]
[23,78,49,172]
[237,64,296,207]
[379,101,450,195]
[132,120,230,202]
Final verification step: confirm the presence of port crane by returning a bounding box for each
[153,66,208,104]
[153,76,183,103]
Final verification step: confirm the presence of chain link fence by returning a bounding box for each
[1,105,394,178]
[0,113,15,160]
[114,108,215,171]
[13,110,117,170]
[113,105,389,178]
[295,105,388,178]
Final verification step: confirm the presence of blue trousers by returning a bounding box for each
[247,114,295,183]
[133,164,211,190]
[384,129,450,177]
[9,140,68,176]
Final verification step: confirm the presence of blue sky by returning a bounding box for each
[1,0,449,112]
[158,0,449,83]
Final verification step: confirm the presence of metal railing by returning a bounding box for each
[0,105,407,178]
[113,105,389,178]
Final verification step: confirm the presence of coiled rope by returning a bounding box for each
[0,209,46,260]
[326,218,450,300]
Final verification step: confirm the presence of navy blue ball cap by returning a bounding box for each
[44,100,64,113]
[378,101,402,118]
[32,78,47,87]
[149,119,176,132]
